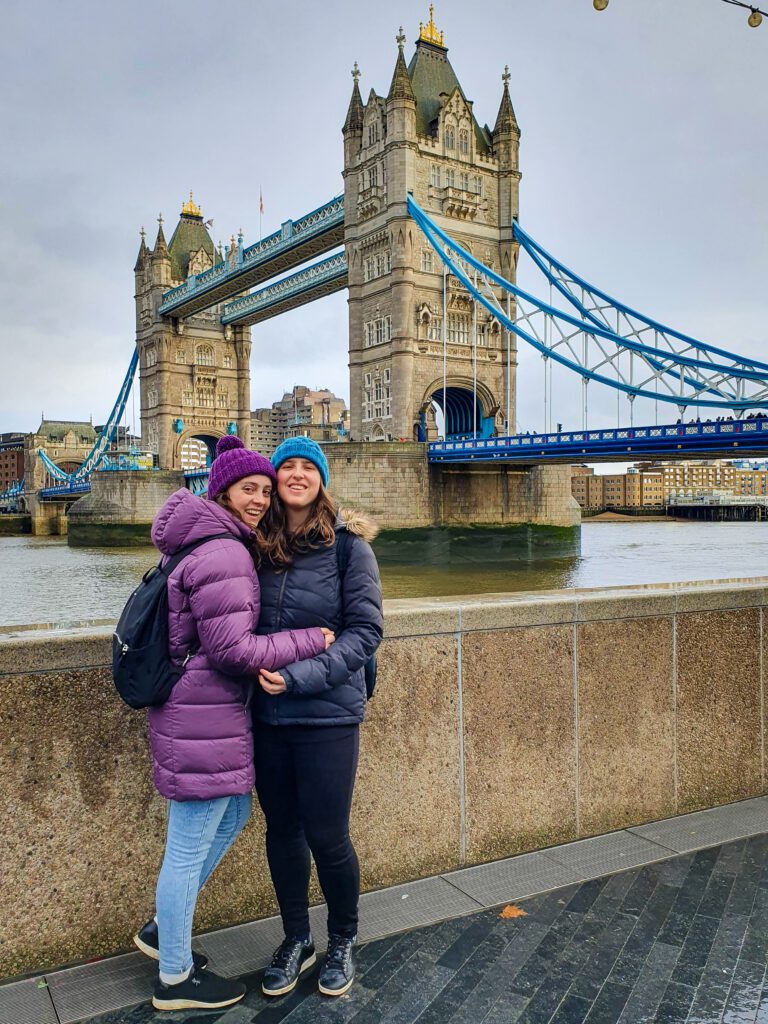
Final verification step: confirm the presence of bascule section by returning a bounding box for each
[134,196,252,470]
[343,11,520,442]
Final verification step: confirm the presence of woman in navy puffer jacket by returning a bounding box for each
[134,437,331,1014]
[254,437,383,1000]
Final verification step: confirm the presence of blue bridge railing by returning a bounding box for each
[221,252,348,325]
[159,195,344,316]
[184,469,209,496]
[39,482,92,500]
[429,417,768,463]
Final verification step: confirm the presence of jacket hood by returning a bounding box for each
[336,507,379,544]
[152,488,253,555]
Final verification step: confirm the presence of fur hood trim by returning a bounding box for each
[337,507,379,544]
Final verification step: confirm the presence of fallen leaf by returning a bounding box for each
[499,904,528,919]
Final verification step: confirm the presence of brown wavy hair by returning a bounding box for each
[259,483,337,568]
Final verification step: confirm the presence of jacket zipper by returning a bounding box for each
[273,572,289,724]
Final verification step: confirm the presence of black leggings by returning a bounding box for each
[253,723,360,940]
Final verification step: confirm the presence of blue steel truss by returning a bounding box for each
[408,196,768,413]
[184,469,209,495]
[221,252,348,326]
[429,416,768,464]
[0,478,24,502]
[160,195,345,317]
[37,349,139,484]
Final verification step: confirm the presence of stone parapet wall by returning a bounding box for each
[3,578,767,979]
[66,471,184,546]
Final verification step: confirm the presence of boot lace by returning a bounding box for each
[325,935,353,969]
[270,938,302,970]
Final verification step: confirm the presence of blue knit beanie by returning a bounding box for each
[271,437,329,487]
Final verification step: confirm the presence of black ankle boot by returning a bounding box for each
[318,934,356,996]
[262,936,316,997]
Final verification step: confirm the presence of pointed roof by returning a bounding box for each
[167,198,215,280]
[133,228,148,271]
[493,66,519,136]
[152,216,169,259]
[407,38,490,152]
[388,30,416,103]
[343,63,364,132]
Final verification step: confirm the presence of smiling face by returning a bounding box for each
[223,474,273,527]
[276,458,322,520]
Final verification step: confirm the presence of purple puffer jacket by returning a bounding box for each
[147,489,326,801]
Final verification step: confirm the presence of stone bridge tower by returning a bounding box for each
[134,195,252,470]
[343,10,520,442]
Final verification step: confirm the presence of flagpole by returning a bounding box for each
[259,186,263,243]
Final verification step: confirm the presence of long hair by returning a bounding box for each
[211,491,276,568]
[260,483,337,568]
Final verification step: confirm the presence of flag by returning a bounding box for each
[259,189,264,216]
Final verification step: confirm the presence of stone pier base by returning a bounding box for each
[67,471,184,546]
[323,442,580,530]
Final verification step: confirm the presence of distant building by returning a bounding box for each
[251,386,348,455]
[0,433,25,489]
[571,458,768,510]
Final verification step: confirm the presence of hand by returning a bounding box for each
[321,627,336,649]
[259,668,287,695]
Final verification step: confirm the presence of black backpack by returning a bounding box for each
[113,533,235,709]
[335,530,378,700]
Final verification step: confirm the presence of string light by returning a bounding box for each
[593,0,765,26]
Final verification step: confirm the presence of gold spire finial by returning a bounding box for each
[181,191,202,217]
[418,4,444,46]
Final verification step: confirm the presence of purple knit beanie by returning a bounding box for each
[207,436,277,500]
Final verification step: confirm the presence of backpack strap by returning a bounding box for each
[159,532,242,577]
[334,527,354,577]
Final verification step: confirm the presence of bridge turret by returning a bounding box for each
[492,66,522,229]
[386,28,417,143]
[150,215,172,289]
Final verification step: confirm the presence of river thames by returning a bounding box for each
[2,519,767,630]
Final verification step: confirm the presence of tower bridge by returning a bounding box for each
[28,9,767,541]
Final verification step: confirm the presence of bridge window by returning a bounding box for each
[445,126,455,149]
[368,165,378,189]
[147,386,158,408]
[196,387,215,408]
[364,315,392,347]
[459,129,469,154]
[223,355,232,369]
[430,165,441,187]
[445,169,455,188]
[447,313,470,345]
[176,348,186,364]
[145,347,157,367]
[182,389,193,406]
[368,122,379,146]
[460,172,469,191]
[427,315,443,340]
[422,250,434,273]
[217,390,228,408]
[473,175,483,196]
[364,251,391,282]
[195,345,214,367]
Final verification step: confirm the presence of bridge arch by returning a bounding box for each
[421,377,500,441]
[175,429,224,470]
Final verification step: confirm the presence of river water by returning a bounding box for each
[1,520,766,631]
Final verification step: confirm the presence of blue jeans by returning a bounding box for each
[156,793,251,977]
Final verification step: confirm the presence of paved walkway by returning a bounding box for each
[3,799,768,1024]
[57,835,768,1023]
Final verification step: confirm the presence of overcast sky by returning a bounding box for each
[0,0,765,439]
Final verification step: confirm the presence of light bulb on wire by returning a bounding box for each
[748,7,763,25]
[593,0,609,9]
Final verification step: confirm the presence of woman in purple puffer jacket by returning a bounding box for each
[132,437,332,1014]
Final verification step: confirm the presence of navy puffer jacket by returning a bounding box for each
[254,509,383,726]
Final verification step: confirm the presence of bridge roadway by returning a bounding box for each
[221,252,348,327]
[429,417,768,464]
[158,195,344,320]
